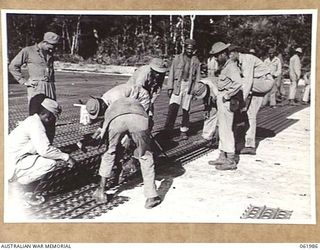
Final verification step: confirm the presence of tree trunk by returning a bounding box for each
[149,15,152,33]
[190,15,196,39]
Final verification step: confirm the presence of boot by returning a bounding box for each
[208,150,227,165]
[145,196,161,209]
[215,153,237,171]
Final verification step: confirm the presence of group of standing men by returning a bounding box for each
[7,31,309,207]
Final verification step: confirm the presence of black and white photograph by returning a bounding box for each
[2,9,317,223]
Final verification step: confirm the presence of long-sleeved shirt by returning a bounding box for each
[9,43,55,85]
[218,59,242,100]
[238,53,271,99]
[264,56,282,78]
[101,83,150,113]
[8,114,69,166]
[289,54,302,81]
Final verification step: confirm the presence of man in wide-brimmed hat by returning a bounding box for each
[164,38,201,140]
[288,47,303,105]
[9,32,60,103]
[206,42,243,171]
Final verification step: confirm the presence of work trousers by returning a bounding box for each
[245,95,264,148]
[169,80,192,132]
[99,114,158,199]
[202,107,218,140]
[217,92,235,154]
[288,79,298,100]
[10,155,56,185]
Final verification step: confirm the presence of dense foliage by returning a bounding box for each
[7,13,312,68]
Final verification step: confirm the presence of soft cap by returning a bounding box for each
[41,98,62,117]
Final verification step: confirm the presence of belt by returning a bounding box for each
[254,73,272,79]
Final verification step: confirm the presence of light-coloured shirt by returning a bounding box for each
[8,114,69,165]
[264,56,282,77]
[9,43,54,85]
[289,54,301,81]
[218,59,242,100]
[101,83,150,113]
[207,56,218,78]
[238,53,271,99]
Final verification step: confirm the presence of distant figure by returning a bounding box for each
[249,48,256,56]
[263,48,282,108]
[301,71,311,105]
[164,38,201,140]
[207,46,219,78]
[9,32,60,103]
[288,47,302,105]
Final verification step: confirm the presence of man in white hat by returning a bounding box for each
[164,38,201,140]
[206,42,243,170]
[228,45,274,155]
[7,98,75,203]
[9,32,60,103]
[288,47,303,105]
[263,47,282,108]
[207,46,219,78]
[127,58,167,120]
[91,97,161,209]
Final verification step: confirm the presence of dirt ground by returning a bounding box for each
[95,107,313,223]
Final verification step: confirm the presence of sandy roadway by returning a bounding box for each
[94,107,313,223]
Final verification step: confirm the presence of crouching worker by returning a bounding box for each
[92,97,161,209]
[7,98,76,204]
[192,78,219,147]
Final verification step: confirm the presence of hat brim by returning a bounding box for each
[86,97,100,120]
[150,65,167,73]
[210,43,231,55]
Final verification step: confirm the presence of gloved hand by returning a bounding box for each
[167,89,173,98]
[66,156,76,168]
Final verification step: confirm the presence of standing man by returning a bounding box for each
[263,48,282,108]
[229,46,274,155]
[92,98,161,209]
[206,42,242,170]
[288,47,303,105]
[127,58,167,119]
[207,48,219,78]
[9,32,60,102]
[7,99,76,204]
[164,38,201,140]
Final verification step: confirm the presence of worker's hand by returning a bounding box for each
[167,89,173,98]
[92,128,102,140]
[24,79,38,87]
[66,156,76,168]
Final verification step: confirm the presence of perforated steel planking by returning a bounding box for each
[241,204,293,219]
